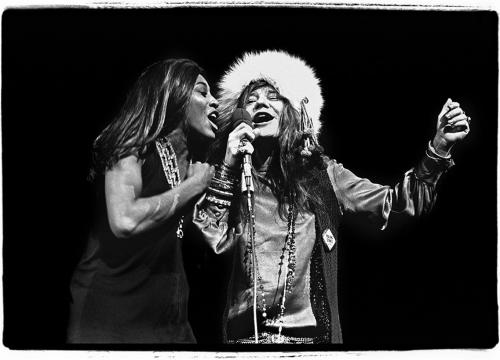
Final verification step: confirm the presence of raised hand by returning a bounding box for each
[432,98,471,156]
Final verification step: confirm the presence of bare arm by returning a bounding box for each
[105,155,214,239]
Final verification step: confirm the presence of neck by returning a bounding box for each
[188,130,211,162]
[166,126,190,180]
[167,127,188,157]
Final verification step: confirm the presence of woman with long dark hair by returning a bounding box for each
[193,50,471,344]
[68,58,219,343]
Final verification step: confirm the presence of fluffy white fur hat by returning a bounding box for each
[217,50,324,135]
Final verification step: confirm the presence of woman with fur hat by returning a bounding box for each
[193,50,470,344]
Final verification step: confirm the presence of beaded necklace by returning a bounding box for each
[244,193,298,343]
[155,137,184,239]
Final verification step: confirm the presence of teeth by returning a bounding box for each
[254,113,273,123]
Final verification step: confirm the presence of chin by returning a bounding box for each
[257,126,280,138]
[203,130,216,139]
[191,129,215,141]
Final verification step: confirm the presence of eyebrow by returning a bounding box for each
[249,88,277,97]
[195,82,208,89]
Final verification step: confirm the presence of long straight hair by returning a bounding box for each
[90,58,204,179]
[209,80,324,218]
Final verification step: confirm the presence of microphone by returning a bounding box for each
[230,108,258,343]
[230,109,254,193]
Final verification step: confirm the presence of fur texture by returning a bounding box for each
[218,50,324,135]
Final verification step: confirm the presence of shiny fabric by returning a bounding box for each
[193,150,454,343]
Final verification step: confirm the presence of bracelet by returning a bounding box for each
[214,172,238,184]
[211,178,235,191]
[220,161,239,174]
[217,162,240,183]
[206,195,232,207]
[212,173,238,184]
[207,186,234,199]
[205,162,241,208]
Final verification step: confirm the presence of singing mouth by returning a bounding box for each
[208,111,219,131]
[253,112,274,124]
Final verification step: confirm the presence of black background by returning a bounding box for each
[2,7,498,351]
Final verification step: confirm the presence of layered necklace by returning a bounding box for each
[244,193,298,343]
[155,136,184,239]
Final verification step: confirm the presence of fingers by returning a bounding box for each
[444,106,465,120]
[439,98,472,131]
[446,112,468,125]
[237,141,254,156]
[453,119,470,128]
[439,98,460,120]
[206,165,216,182]
[446,119,470,133]
[438,98,453,119]
[447,101,461,111]
[230,123,256,142]
[225,123,257,167]
[444,120,470,140]
[187,163,214,187]
[228,122,260,145]
[189,162,211,173]
[228,123,255,155]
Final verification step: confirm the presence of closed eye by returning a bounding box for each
[247,96,257,104]
[195,83,209,97]
[267,92,279,100]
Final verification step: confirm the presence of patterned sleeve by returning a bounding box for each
[192,163,243,254]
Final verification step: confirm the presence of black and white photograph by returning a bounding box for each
[1,1,498,355]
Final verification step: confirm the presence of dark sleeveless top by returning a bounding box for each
[67,148,195,344]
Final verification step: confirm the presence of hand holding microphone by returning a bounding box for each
[223,109,257,167]
[223,109,258,193]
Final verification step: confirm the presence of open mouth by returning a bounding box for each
[208,111,219,131]
[253,112,274,124]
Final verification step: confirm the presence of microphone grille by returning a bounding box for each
[231,108,254,130]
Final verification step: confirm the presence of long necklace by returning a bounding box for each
[155,137,184,239]
[245,194,298,343]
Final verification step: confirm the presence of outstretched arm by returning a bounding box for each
[329,99,470,229]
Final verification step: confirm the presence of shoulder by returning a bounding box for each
[105,155,146,184]
[113,155,144,171]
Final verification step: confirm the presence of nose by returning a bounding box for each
[209,94,219,109]
[254,95,270,109]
